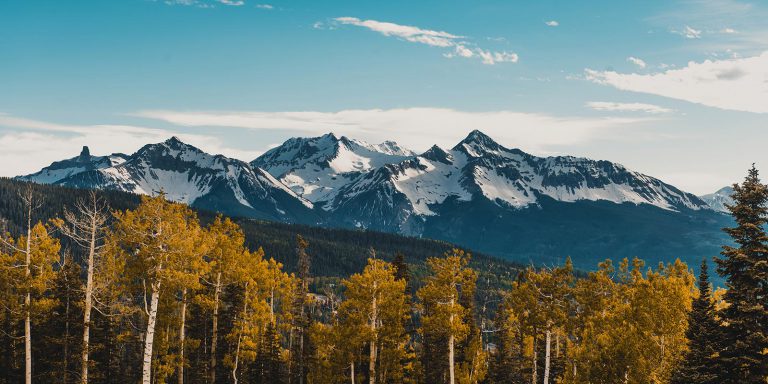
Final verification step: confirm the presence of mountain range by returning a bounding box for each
[18,130,732,269]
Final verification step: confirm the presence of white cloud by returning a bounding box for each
[672,25,703,39]
[0,114,261,177]
[585,51,768,114]
[332,17,518,65]
[476,49,519,65]
[586,102,673,114]
[545,20,559,27]
[334,17,460,47]
[216,0,245,5]
[255,3,273,9]
[627,56,647,68]
[133,107,650,155]
[721,27,737,34]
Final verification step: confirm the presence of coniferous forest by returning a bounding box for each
[0,166,766,384]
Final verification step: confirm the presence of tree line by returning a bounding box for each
[0,166,767,383]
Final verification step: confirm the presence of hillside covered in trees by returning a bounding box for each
[1,167,767,384]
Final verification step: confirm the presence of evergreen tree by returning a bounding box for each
[392,252,409,287]
[715,165,768,383]
[670,259,720,384]
[253,321,283,383]
[290,235,312,384]
[37,255,84,384]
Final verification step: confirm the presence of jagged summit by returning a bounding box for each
[452,129,505,155]
[17,130,727,271]
[164,135,186,146]
[79,146,91,160]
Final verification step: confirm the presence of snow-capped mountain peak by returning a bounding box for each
[699,186,734,213]
[19,131,714,239]
[252,133,416,204]
[19,146,129,185]
[19,138,314,221]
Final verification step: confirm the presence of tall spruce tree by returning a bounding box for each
[715,165,768,384]
[670,259,720,384]
[290,235,312,384]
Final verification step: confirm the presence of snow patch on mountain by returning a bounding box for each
[252,133,415,205]
[699,186,733,213]
[20,146,129,184]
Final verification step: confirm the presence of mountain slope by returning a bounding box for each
[18,131,731,272]
[252,133,415,207]
[20,137,317,223]
[699,186,734,213]
[19,146,129,184]
[322,130,709,234]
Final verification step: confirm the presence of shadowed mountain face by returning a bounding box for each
[19,130,731,270]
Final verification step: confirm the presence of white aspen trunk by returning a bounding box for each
[232,287,248,384]
[232,333,242,384]
[142,280,162,384]
[232,334,243,384]
[25,294,31,384]
[24,206,32,384]
[531,331,537,384]
[82,214,96,384]
[299,325,305,384]
[350,361,356,384]
[448,297,455,384]
[543,328,552,384]
[369,282,378,384]
[210,273,221,384]
[178,288,187,384]
[270,287,275,323]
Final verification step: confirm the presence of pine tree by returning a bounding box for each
[290,235,312,384]
[670,259,720,384]
[253,321,283,383]
[715,165,768,383]
[392,252,409,287]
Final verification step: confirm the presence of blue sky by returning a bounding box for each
[1,0,767,194]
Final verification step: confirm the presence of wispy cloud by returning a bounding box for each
[627,56,647,68]
[671,25,703,39]
[585,51,768,113]
[545,20,559,27]
[0,114,261,177]
[650,0,767,54]
[586,102,673,114]
[216,0,245,5]
[133,107,651,155]
[255,3,273,9]
[161,0,245,7]
[332,17,518,65]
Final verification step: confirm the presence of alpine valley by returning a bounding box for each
[18,130,732,269]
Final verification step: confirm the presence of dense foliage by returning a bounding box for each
[0,165,766,383]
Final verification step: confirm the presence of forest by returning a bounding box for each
[0,167,766,384]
